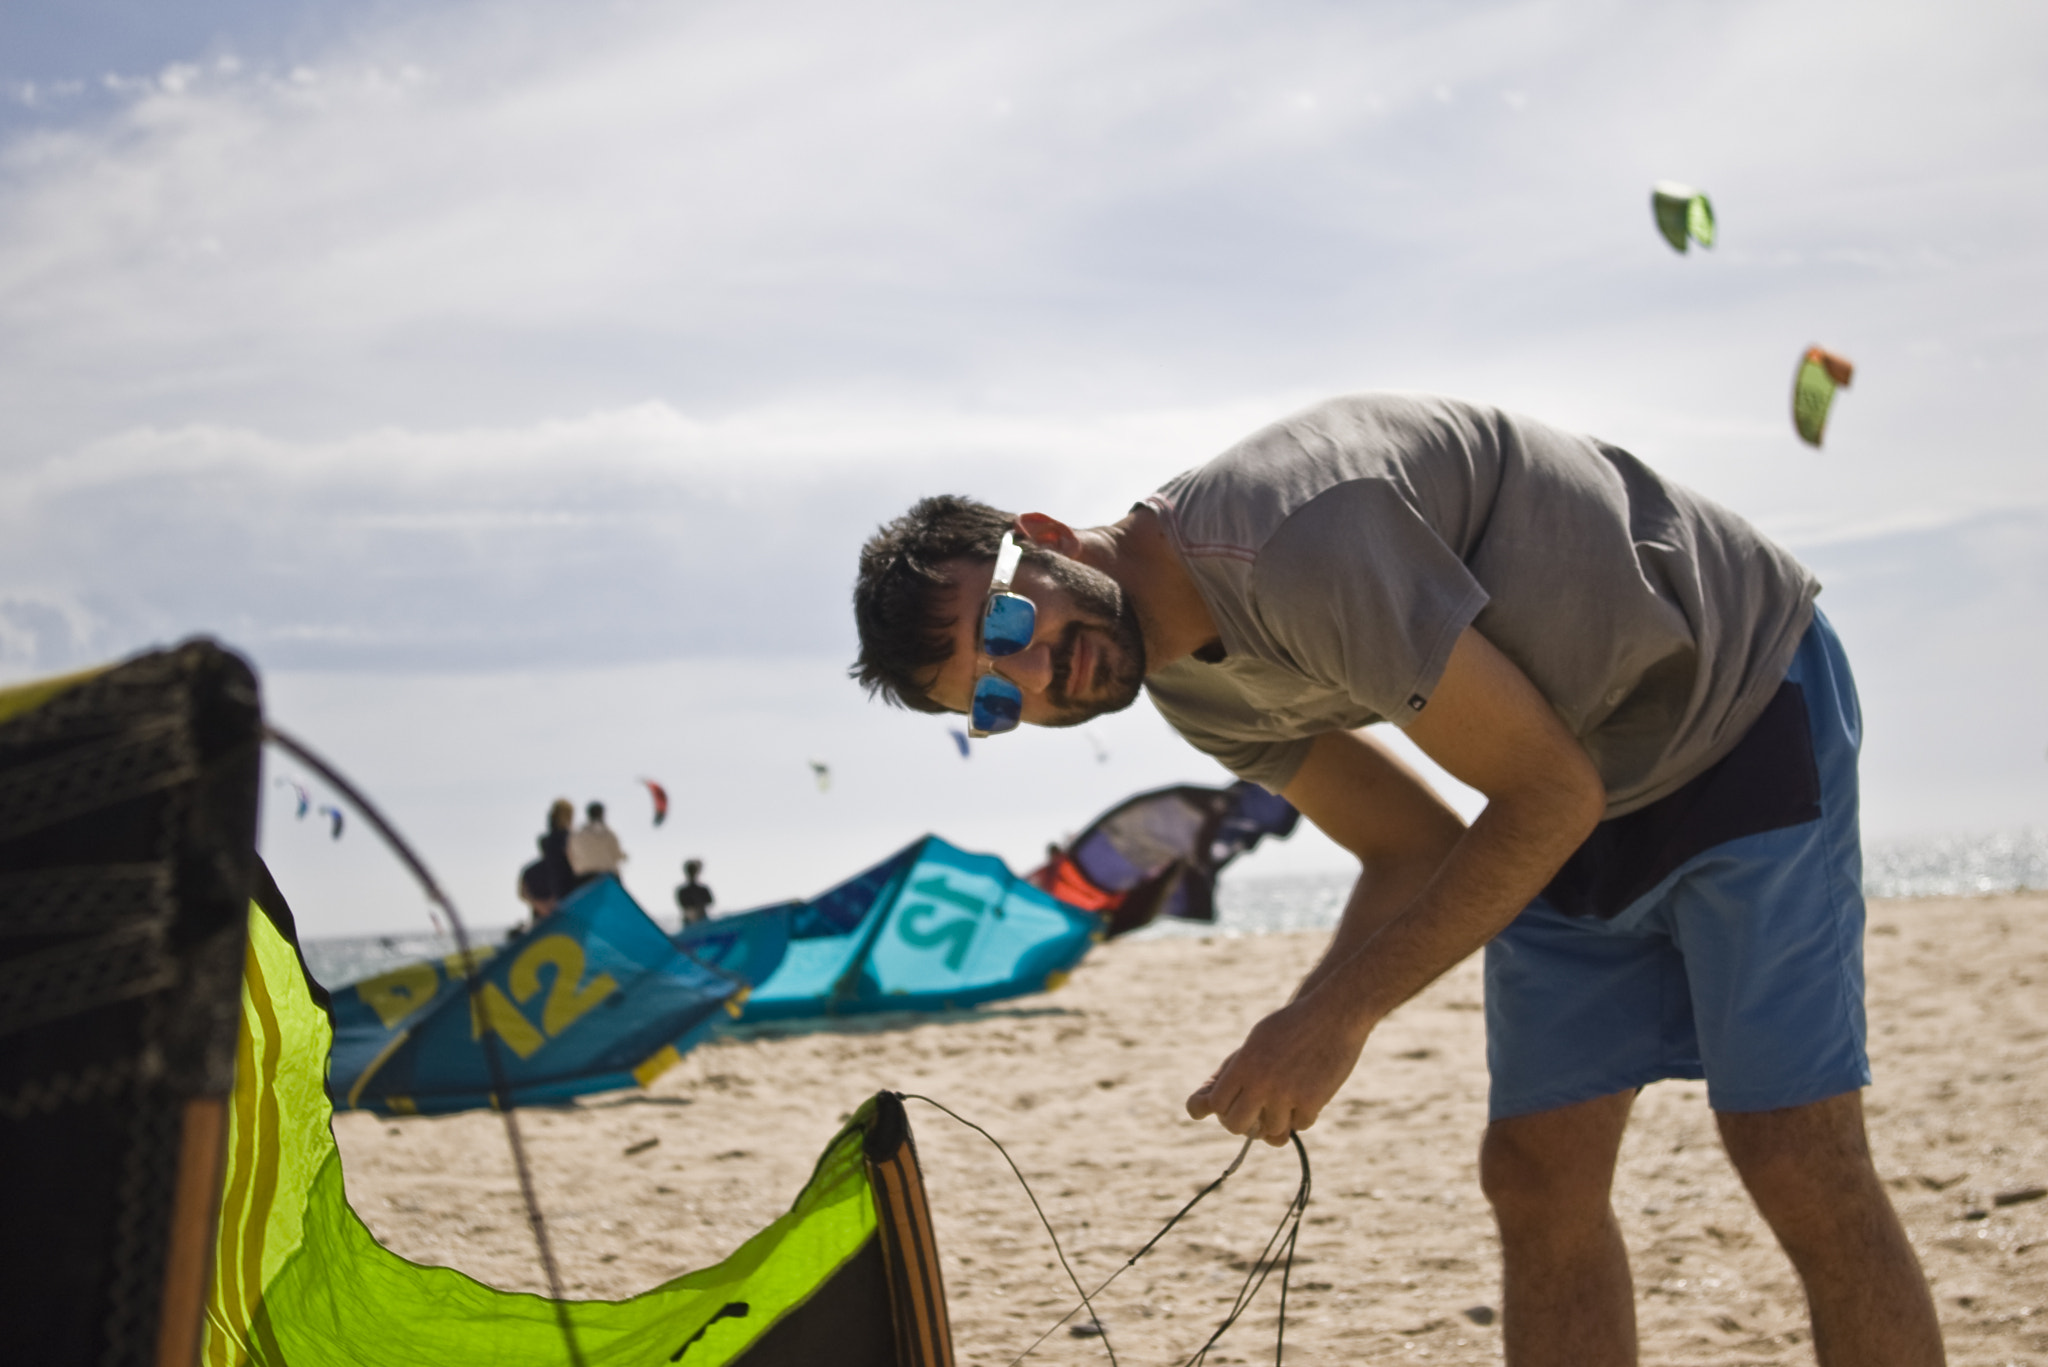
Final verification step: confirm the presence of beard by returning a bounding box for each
[1034,551,1148,726]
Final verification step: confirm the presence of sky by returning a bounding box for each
[2,0,2043,936]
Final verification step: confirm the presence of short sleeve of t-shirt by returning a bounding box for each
[1249,479,1491,721]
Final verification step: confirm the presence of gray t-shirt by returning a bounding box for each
[1142,393,1819,817]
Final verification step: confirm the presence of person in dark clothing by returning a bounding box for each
[675,858,714,927]
[517,798,577,923]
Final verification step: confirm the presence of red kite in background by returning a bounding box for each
[640,777,669,826]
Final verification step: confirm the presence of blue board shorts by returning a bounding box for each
[1484,609,1870,1121]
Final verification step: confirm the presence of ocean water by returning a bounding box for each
[300,929,487,992]
[1862,828,2048,900]
[1138,827,2048,940]
[298,827,2046,988]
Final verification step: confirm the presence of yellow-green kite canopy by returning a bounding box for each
[209,908,955,1366]
[1793,346,1856,447]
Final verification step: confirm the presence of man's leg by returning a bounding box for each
[1481,1089,1639,1367]
[1718,1091,1944,1366]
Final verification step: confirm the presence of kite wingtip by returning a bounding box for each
[1805,345,1855,387]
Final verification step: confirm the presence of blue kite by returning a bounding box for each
[676,836,1099,1021]
[329,876,742,1115]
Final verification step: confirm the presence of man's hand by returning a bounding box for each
[1184,992,1371,1144]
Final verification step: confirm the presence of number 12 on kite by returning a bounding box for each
[469,933,621,1059]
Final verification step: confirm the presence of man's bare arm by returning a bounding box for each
[1282,729,1466,1004]
[1187,626,1605,1143]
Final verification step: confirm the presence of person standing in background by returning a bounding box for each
[567,800,626,884]
[517,798,577,922]
[675,858,715,927]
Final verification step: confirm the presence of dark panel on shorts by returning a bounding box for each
[1542,681,1823,920]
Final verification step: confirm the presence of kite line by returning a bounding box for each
[902,1094,1312,1367]
[262,724,589,1367]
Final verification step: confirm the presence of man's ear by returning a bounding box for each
[1014,512,1081,556]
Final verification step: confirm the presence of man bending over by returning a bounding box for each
[848,393,1941,1366]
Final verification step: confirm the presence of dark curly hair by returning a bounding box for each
[850,495,1015,712]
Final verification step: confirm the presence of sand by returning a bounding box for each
[334,893,2048,1365]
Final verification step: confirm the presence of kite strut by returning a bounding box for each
[261,723,588,1367]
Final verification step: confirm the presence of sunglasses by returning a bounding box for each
[969,535,1035,737]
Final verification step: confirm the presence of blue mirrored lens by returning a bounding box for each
[971,676,1024,733]
[981,594,1035,657]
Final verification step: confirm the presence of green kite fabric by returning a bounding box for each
[206,905,937,1366]
[1651,181,1716,253]
[1792,346,1855,447]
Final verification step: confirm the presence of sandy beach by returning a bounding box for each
[334,893,2048,1365]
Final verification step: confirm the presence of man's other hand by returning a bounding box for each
[1184,994,1368,1145]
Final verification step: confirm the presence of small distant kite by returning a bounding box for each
[1792,346,1855,446]
[808,760,831,793]
[947,729,970,758]
[1085,734,1109,764]
[273,777,311,819]
[1651,181,1715,253]
[317,803,344,840]
[640,777,669,827]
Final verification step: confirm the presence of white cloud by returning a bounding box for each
[3,0,2039,444]
[0,396,1312,674]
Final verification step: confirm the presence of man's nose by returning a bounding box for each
[992,640,1055,695]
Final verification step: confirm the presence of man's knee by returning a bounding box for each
[1718,1091,1885,1233]
[1480,1127,1611,1224]
[1481,1093,1633,1230]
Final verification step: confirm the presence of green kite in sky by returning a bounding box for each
[1793,346,1856,446]
[1651,182,1716,253]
